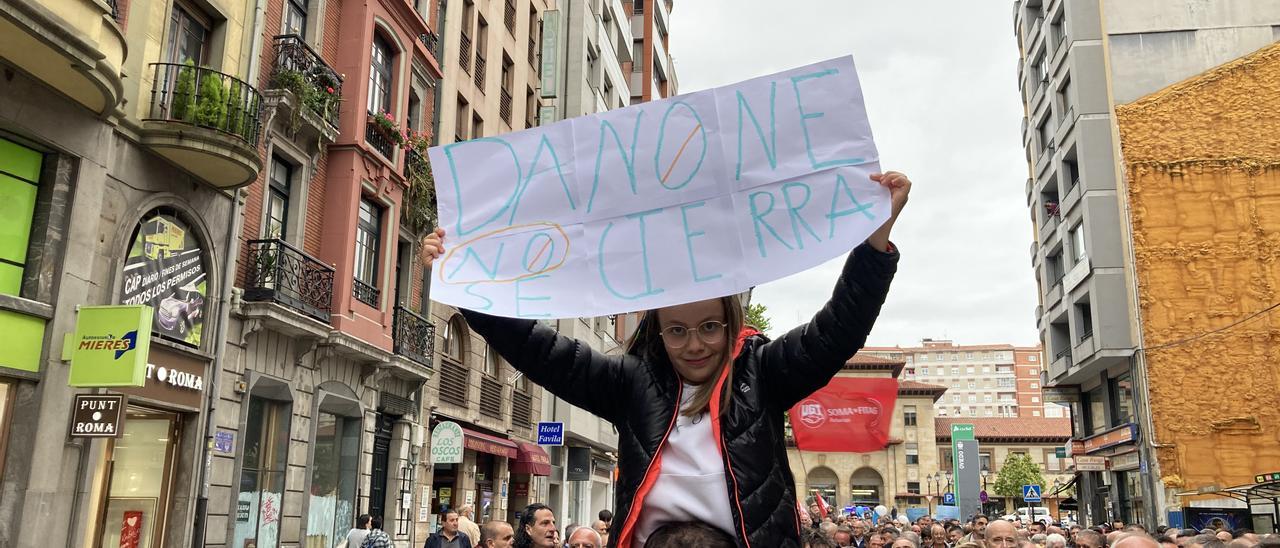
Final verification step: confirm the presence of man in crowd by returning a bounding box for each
[457,505,482,547]
[565,526,602,548]
[645,521,735,548]
[966,515,989,544]
[347,514,372,548]
[425,510,474,548]
[948,525,965,546]
[479,521,515,548]
[514,503,558,548]
[984,520,1019,548]
[852,520,870,548]
[591,520,609,546]
[833,526,854,547]
[362,516,392,548]
[1075,528,1106,548]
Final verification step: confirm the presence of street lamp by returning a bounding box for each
[927,473,938,516]
[943,470,952,493]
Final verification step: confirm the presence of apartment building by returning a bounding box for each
[1014,0,1280,527]
[626,0,676,103]
[863,340,1045,420]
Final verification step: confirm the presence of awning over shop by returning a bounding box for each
[462,428,518,459]
[511,442,552,476]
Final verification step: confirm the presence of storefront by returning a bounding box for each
[1079,422,1141,525]
[510,442,552,523]
[428,421,517,525]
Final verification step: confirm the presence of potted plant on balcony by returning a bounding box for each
[194,70,228,130]
[369,111,405,146]
[170,59,199,122]
[402,149,438,235]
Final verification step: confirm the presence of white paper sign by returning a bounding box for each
[427,56,887,318]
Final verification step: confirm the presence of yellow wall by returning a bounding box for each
[1115,43,1280,491]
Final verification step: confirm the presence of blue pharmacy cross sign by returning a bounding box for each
[537,421,564,446]
[942,492,956,505]
[1023,484,1042,503]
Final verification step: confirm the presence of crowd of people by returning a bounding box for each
[794,510,1280,548]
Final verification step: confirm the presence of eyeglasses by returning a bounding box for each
[658,321,728,349]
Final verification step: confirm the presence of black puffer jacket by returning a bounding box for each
[461,242,898,548]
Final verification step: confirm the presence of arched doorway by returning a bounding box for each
[850,467,884,507]
[806,466,839,507]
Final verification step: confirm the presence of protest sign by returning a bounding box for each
[427,56,887,318]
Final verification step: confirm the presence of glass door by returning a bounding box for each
[98,408,179,548]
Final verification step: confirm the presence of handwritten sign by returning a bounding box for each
[427,56,886,318]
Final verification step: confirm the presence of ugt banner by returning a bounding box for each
[789,377,898,452]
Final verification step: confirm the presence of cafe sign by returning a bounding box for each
[115,346,207,410]
[68,305,153,387]
[431,421,464,464]
[69,394,125,438]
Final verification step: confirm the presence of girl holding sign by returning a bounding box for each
[423,172,911,547]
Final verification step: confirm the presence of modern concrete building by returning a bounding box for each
[1013,0,1280,528]
[863,340,1044,419]
[539,0,631,124]
[626,0,676,103]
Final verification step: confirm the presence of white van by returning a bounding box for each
[1002,506,1052,524]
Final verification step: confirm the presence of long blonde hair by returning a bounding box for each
[626,294,745,417]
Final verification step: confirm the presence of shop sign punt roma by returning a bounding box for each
[428,56,887,318]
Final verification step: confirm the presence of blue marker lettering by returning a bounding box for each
[597,208,666,300]
[781,182,820,249]
[586,113,645,213]
[734,83,778,181]
[790,69,865,170]
[827,173,877,238]
[653,101,708,190]
[679,201,722,283]
[443,138,522,236]
[445,244,506,281]
[508,135,576,224]
[515,274,552,318]
[748,190,794,258]
[464,283,494,310]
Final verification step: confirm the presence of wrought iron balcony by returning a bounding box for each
[393,306,435,367]
[365,116,398,159]
[147,62,263,144]
[403,147,424,179]
[270,34,343,129]
[142,62,263,187]
[243,239,334,323]
[353,277,380,307]
[419,31,439,57]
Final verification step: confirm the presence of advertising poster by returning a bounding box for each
[121,211,207,346]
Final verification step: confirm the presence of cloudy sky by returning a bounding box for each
[669,1,1041,347]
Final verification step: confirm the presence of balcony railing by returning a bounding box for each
[353,277,380,307]
[1079,327,1094,344]
[403,147,425,180]
[106,0,119,20]
[271,34,343,129]
[365,116,397,159]
[500,89,513,124]
[146,62,263,145]
[393,306,435,367]
[474,54,487,92]
[243,239,334,323]
[419,31,439,57]
[459,33,472,73]
[480,375,504,419]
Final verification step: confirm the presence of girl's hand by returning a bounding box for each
[870,171,911,220]
[423,227,446,266]
[867,171,911,252]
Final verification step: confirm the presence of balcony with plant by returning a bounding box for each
[266,34,344,142]
[365,111,403,159]
[401,130,437,236]
[140,61,264,188]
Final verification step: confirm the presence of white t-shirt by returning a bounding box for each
[633,383,737,545]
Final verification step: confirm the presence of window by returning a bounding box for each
[1032,396,1040,403]
[167,3,211,64]
[368,35,394,114]
[905,443,919,465]
[354,198,381,287]
[919,354,928,362]
[1045,449,1061,472]
[234,395,291,548]
[266,156,291,239]
[966,352,974,360]
[984,395,993,403]
[982,366,990,374]
[966,366,975,375]
[633,0,644,14]
[980,453,992,472]
[483,344,500,376]
[1031,383,1039,389]
[968,408,977,417]
[904,406,917,427]
[0,137,41,296]
[1113,374,1134,426]
[1039,116,1053,152]
[1037,53,1049,82]
[967,381,976,389]
[306,409,360,546]
[1029,354,1038,362]
[907,481,920,494]
[937,353,946,361]
[984,408,993,417]
[951,366,959,375]
[1033,410,1041,417]
[284,0,307,37]
[407,91,421,132]
[951,395,960,403]
[443,315,466,361]
[968,395,977,403]
[1072,223,1086,262]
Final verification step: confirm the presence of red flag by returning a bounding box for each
[789,377,899,452]
[815,492,830,520]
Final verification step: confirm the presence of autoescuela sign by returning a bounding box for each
[68,305,153,387]
[120,210,208,347]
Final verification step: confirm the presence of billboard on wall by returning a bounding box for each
[120,211,207,347]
